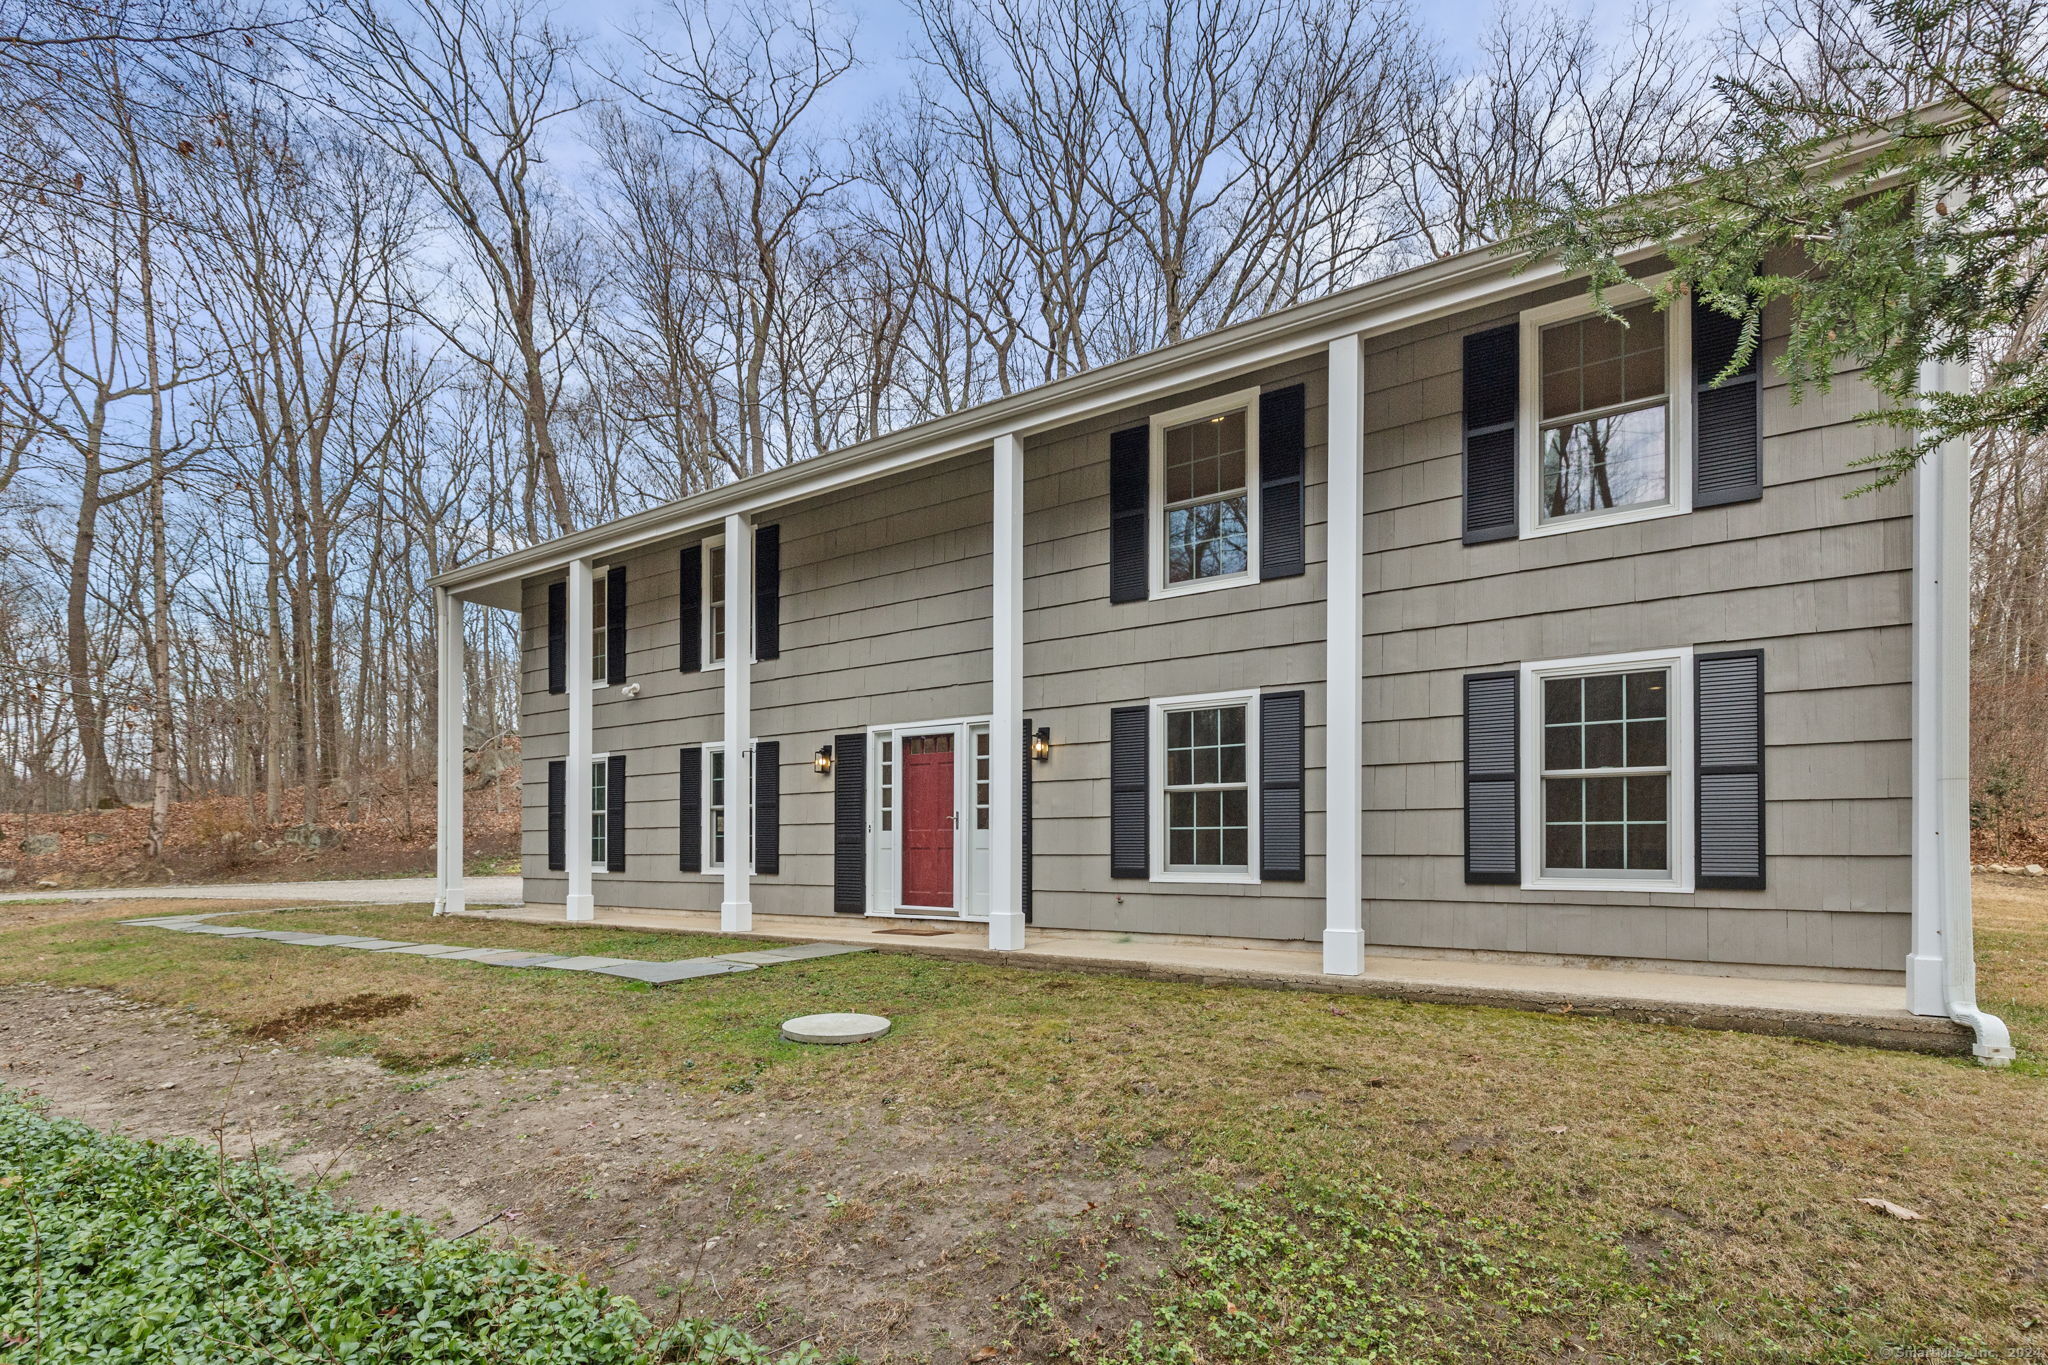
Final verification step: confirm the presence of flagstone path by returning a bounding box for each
[120,911,869,985]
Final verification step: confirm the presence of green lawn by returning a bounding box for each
[3,893,2046,1362]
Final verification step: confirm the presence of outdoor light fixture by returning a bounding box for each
[813,743,833,775]
[1031,726,1053,762]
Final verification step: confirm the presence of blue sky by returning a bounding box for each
[572,0,1678,121]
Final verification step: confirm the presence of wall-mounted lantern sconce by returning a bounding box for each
[1031,726,1053,763]
[812,743,834,775]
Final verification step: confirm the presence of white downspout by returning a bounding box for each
[1909,285,2013,1065]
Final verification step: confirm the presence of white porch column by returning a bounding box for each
[988,431,1026,952]
[433,586,466,917]
[722,511,754,932]
[565,557,595,921]
[1323,334,1366,976]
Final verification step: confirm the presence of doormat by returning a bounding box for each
[874,925,956,936]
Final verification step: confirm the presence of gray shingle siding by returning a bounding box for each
[515,277,1910,977]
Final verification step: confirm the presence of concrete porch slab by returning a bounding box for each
[455,903,1972,1056]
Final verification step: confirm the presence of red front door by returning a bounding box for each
[901,734,956,908]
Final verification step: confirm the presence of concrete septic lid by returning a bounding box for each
[780,1012,891,1045]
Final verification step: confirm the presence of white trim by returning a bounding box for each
[564,558,595,921]
[1516,277,1694,539]
[988,430,1026,950]
[698,740,757,876]
[720,513,753,931]
[866,718,992,920]
[1322,335,1364,974]
[1148,387,1261,599]
[432,587,465,917]
[1518,647,1695,894]
[699,535,727,671]
[589,564,612,689]
[1150,688,1261,884]
[588,751,613,874]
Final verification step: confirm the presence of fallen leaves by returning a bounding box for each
[1857,1197,1926,1221]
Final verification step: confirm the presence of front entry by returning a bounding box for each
[900,734,956,908]
[871,721,991,919]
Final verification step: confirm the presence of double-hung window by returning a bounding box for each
[1520,284,1692,536]
[1152,691,1257,881]
[1151,390,1258,594]
[589,755,610,870]
[703,742,753,872]
[1522,649,1693,892]
[590,569,610,686]
[704,537,727,667]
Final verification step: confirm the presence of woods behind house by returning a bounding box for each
[1,0,2043,859]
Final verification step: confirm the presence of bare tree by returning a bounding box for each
[320,0,591,537]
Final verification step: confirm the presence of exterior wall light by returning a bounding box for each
[812,743,833,775]
[1031,727,1053,762]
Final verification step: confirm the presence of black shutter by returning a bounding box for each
[546,581,567,694]
[1693,299,1764,507]
[1696,650,1766,890]
[1109,705,1149,879]
[605,564,628,684]
[1021,717,1035,923]
[678,747,703,872]
[605,753,627,873]
[1462,325,1519,545]
[1463,671,1519,884]
[678,543,702,673]
[1259,385,1307,580]
[754,524,781,661]
[832,732,866,912]
[754,740,780,875]
[1108,425,1149,604]
[1259,691,1306,881]
[546,759,566,871]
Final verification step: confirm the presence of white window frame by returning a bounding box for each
[590,566,611,688]
[1148,388,1261,599]
[1517,275,1693,539]
[701,740,754,875]
[1149,688,1260,885]
[1519,647,1694,894]
[701,535,727,671]
[589,753,612,874]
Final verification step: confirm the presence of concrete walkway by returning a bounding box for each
[123,909,867,985]
[0,876,521,906]
[457,902,1973,1056]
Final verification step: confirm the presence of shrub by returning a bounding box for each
[0,1090,815,1364]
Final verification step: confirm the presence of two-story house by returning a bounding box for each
[426,236,2012,1063]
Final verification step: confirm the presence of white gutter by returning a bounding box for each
[1908,174,2013,1063]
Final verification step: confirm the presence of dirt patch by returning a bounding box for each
[245,992,418,1042]
[0,983,1186,1363]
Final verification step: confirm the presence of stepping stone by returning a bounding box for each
[587,959,758,985]
[531,955,638,971]
[434,947,565,966]
[177,924,265,936]
[749,942,873,962]
[123,916,205,926]
[305,936,398,948]
[243,931,336,945]
[781,1012,891,1045]
[376,943,473,957]
[324,939,415,951]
